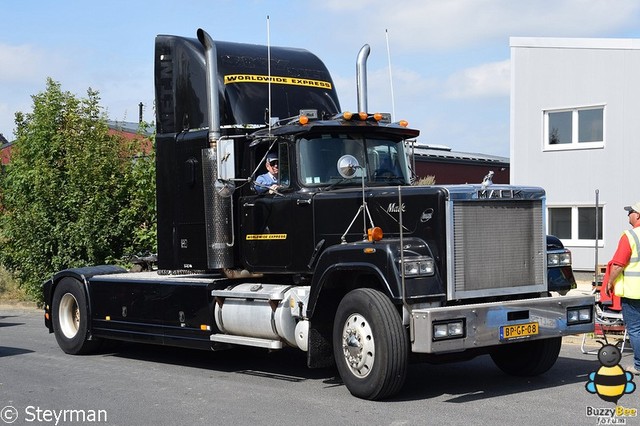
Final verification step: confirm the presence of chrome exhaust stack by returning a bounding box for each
[356,44,370,113]
[197,28,233,269]
[198,28,221,144]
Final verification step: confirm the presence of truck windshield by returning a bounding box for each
[298,133,409,187]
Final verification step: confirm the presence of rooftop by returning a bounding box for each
[107,120,154,136]
[510,37,640,50]
[410,143,509,165]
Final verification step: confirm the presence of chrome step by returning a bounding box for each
[211,283,292,301]
[210,334,283,349]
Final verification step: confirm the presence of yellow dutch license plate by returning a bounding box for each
[500,322,539,340]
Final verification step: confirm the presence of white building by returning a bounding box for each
[510,37,640,271]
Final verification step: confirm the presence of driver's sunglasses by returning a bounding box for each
[269,160,279,167]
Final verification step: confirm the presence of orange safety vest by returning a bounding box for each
[614,227,640,299]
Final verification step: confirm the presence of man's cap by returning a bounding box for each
[624,202,640,213]
[266,152,277,162]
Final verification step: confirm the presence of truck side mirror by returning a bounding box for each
[214,179,235,198]
[337,155,360,179]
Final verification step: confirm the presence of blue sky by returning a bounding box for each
[2,0,640,157]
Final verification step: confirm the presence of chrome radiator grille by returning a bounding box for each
[451,200,545,299]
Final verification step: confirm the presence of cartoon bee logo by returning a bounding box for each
[586,344,636,403]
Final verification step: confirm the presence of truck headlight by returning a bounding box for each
[567,305,593,325]
[400,256,435,277]
[547,251,571,267]
[433,319,465,341]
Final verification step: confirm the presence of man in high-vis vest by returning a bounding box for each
[606,202,640,375]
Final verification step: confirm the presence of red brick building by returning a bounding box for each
[106,121,154,155]
[411,143,509,185]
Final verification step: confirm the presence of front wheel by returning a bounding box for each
[490,337,562,376]
[333,288,408,400]
[52,277,100,354]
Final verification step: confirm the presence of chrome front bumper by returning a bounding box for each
[410,294,595,353]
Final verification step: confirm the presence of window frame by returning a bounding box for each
[547,205,604,248]
[543,105,605,152]
[277,142,290,190]
[296,133,410,188]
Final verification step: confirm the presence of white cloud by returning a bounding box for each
[97,76,155,123]
[0,43,70,83]
[321,0,640,51]
[0,42,75,135]
[444,59,510,99]
[331,64,438,118]
[0,42,154,134]
[0,43,44,83]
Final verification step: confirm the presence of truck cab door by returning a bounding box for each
[239,144,314,271]
[239,192,313,272]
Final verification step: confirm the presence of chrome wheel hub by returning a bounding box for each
[341,313,375,378]
[59,293,80,339]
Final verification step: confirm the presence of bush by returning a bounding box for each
[0,265,27,302]
[0,79,156,302]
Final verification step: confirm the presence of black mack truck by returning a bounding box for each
[42,29,593,400]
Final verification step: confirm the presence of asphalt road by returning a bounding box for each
[0,306,637,426]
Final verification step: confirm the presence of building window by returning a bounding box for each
[549,207,572,239]
[548,112,572,145]
[548,206,603,246]
[544,106,604,150]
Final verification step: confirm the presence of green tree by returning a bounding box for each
[115,124,157,258]
[0,78,156,301]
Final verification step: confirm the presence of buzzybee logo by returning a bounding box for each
[586,344,635,403]
[584,344,637,424]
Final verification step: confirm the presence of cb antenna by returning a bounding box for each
[267,15,272,135]
[385,29,396,122]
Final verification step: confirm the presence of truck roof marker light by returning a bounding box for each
[399,120,409,128]
[373,113,383,122]
[343,111,353,120]
[367,227,383,242]
[358,112,368,121]
[299,115,309,125]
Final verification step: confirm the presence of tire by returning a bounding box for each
[333,288,408,400]
[490,337,562,376]
[52,277,100,354]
